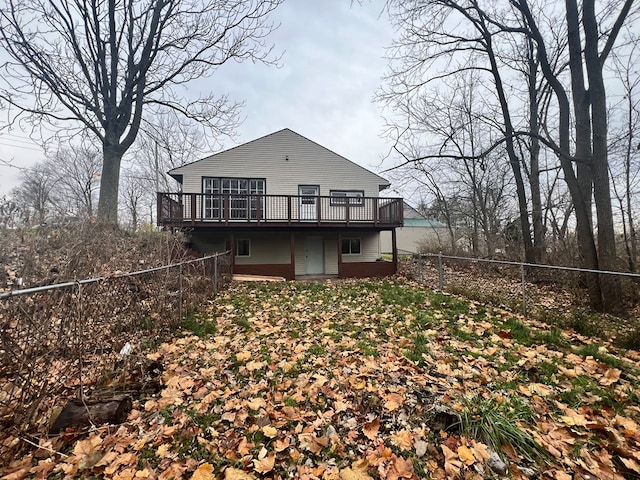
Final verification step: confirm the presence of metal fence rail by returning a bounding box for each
[0,251,232,446]
[406,251,640,316]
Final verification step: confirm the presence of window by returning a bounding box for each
[203,177,265,219]
[330,190,364,205]
[299,185,319,205]
[236,239,250,257]
[341,238,361,255]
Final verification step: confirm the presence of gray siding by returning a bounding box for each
[170,129,389,197]
[190,232,291,265]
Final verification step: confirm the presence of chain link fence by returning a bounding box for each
[401,252,640,343]
[0,251,232,448]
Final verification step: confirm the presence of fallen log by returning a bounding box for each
[49,396,132,434]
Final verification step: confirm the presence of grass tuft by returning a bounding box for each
[405,332,430,365]
[455,394,547,462]
[574,344,625,369]
[180,315,217,337]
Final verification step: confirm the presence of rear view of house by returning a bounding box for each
[157,129,402,279]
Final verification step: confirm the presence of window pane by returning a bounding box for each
[236,239,250,256]
[341,238,361,254]
[341,239,350,254]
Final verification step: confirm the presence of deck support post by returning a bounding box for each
[337,233,343,278]
[230,232,236,274]
[392,229,398,274]
[290,232,296,279]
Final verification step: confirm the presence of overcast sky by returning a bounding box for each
[0,1,400,196]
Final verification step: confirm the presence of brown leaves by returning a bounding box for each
[340,459,372,480]
[5,279,640,480]
[192,463,214,480]
[224,467,256,480]
[363,418,380,441]
[252,451,276,474]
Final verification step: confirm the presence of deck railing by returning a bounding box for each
[157,193,403,227]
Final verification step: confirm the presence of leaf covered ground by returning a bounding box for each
[3,278,640,479]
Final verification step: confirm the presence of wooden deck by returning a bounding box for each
[157,193,403,229]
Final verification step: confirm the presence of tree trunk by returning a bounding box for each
[527,38,544,263]
[583,0,623,312]
[97,142,123,223]
[49,396,132,434]
[519,0,604,310]
[485,35,535,263]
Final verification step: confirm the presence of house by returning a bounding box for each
[157,129,403,279]
[380,202,448,254]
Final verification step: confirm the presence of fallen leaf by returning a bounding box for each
[236,351,251,361]
[457,444,475,466]
[253,452,275,474]
[274,437,290,452]
[561,413,588,427]
[620,457,640,473]
[224,467,256,480]
[363,418,380,441]
[600,368,621,386]
[383,393,404,411]
[391,430,413,450]
[191,463,214,480]
[246,397,266,410]
[340,459,372,480]
[414,440,428,457]
[262,425,277,438]
[442,445,462,477]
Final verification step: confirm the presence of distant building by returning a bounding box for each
[381,202,448,254]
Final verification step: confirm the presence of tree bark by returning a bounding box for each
[49,396,132,434]
[583,0,623,311]
[97,142,123,223]
[519,0,604,310]
[527,37,544,263]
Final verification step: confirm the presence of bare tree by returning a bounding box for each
[516,0,636,311]
[0,0,283,222]
[381,0,638,312]
[11,164,56,225]
[386,72,516,256]
[609,34,640,271]
[380,0,536,262]
[121,170,147,231]
[0,195,21,229]
[47,146,102,218]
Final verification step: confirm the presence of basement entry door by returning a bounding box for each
[305,236,324,275]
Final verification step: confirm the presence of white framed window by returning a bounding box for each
[330,190,364,205]
[236,238,250,257]
[341,238,361,255]
[203,177,265,219]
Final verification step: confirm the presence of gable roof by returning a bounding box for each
[168,128,390,189]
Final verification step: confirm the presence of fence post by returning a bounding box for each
[179,263,183,323]
[521,264,527,316]
[418,254,423,283]
[438,252,444,290]
[214,255,218,295]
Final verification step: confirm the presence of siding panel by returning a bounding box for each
[171,129,389,197]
